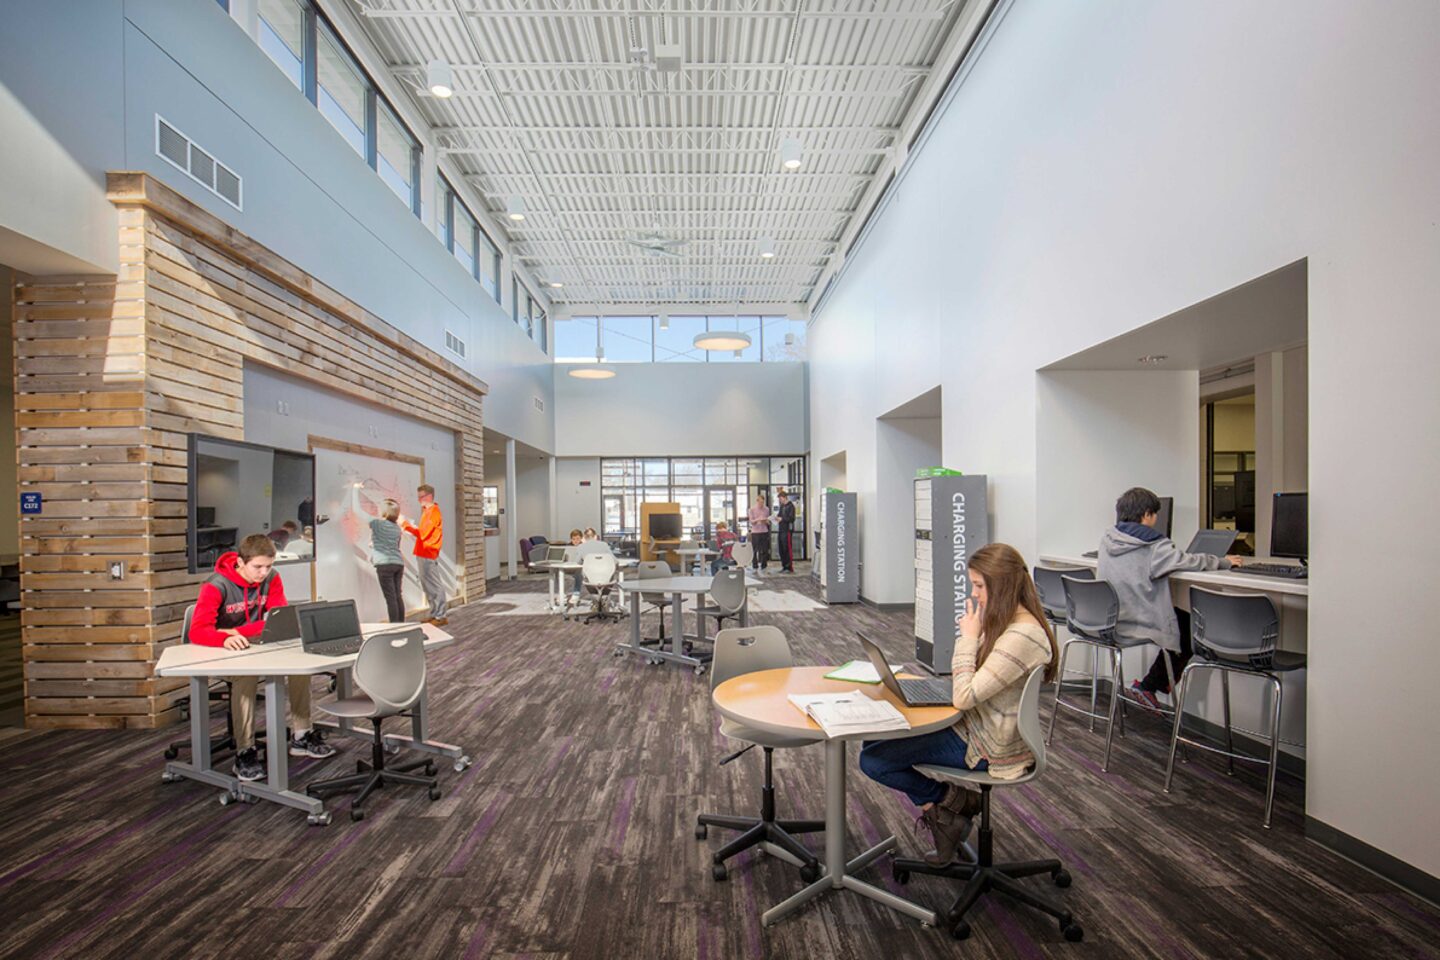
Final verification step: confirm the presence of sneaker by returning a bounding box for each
[1129,681,1162,711]
[290,729,336,759]
[234,747,264,782]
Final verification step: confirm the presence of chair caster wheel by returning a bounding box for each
[218,792,233,805]
[384,741,401,755]
[1062,922,1084,942]
[951,921,972,941]
[309,812,332,826]
[695,823,708,840]
[454,756,471,772]
[425,761,437,776]
[1052,868,1071,888]
[163,746,179,760]
[712,862,728,881]
[244,794,259,805]
[161,771,178,783]
[893,867,910,885]
[799,862,821,883]
[429,786,442,801]
[693,665,707,677]
[351,808,365,822]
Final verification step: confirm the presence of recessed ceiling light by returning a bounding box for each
[694,330,752,352]
[779,138,802,170]
[548,281,563,289]
[506,197,526,222]
[426,59,454,98]
[1138,355,1169,365]
[758,237,776,259]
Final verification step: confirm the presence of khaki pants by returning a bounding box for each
[230,675,313,750]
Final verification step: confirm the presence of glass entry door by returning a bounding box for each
[704,487,737,543]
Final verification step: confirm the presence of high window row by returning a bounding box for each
[554,315,806,363]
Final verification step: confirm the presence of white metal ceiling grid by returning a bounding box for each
[351,0,967,306]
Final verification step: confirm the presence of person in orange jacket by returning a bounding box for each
[401,484,447,625]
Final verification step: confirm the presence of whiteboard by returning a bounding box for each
[313,445,426,622]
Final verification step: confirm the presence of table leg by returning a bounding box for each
[379,680,471,771]
[740,594,750,628]
[631,591,642,651]
[671,591,685,659]
[761,739,936,927]
[162,674,239,796]
[235,676,327,821]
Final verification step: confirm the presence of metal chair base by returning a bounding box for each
[697,746,823,882]
[306,718,439,819]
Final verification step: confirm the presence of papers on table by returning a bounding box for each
[788,690,910,737]
[823,659,901,685]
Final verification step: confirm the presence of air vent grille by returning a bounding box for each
[445,330,466,358]
[154,115,242,211]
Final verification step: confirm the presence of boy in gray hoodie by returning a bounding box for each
[1097,488,1242,709]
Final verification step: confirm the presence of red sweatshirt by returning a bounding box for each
[189,551,288,647]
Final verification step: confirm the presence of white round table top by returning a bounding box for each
[675,547,719,555]
[618,574,760,594]
[536,558,638,570]
[712,666,961,742]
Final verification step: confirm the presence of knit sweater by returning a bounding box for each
[951,619,1053,780]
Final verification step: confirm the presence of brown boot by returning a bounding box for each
[921,786,980,866]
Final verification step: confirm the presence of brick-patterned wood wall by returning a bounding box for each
[14,172,487,729]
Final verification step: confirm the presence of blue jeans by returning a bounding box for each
[858,727,987,806]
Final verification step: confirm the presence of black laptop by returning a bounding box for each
[297,599,366,658]
[254,604,301,645]
[857,632,953,707]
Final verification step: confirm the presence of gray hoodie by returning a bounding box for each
[1096,527,1230,652]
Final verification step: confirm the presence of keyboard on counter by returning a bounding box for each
[1234,562,1308,580]
[307,636,365,657]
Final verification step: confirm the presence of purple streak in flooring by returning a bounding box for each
[274,815,376,908]
[445,795,508,876]
[461,920,490,960]
[994,792,1095,878]
[610,776,638,856]
[982,898,1045,960]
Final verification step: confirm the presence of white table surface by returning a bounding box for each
[155,621,453,677]
[618,574,762,594]
[1040,553,1310,598]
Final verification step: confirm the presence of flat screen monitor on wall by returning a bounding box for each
[649,513,682,541]
[1270,492,1308,560]
[187,434,317,574]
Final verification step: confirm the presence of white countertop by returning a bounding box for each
[155,621,454,678]
[1040,554,1310,598]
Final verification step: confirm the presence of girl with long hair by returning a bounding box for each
[859,543,1058,865]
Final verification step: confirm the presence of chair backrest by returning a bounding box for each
[731,541,754,568]
[354,627,428,715]
[583,552,619,587]
[1189,586,1280,668]
[1014,666,1049,779]
[708,568,747,615]
[1063,576,1119,644]
[711,625,793,690]
[530,535,549,547]
[638,560,671,580]
[182,603,196,645]
[1033,565,1093,622]
[519,538,535,565]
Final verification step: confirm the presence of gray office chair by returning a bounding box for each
[306,627,440,821]
[635,560,679,648]
[1033,566,1101,730]
[1164,587,1306,828]
[1050,576,1177,772]
[892,668,1082,942]
[164,604,249,762]
[694,568,747,645]
[578,552,623,623]
[731,540,755,570]
[695,626,824,882]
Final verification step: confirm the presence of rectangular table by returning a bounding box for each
[155,621,466,825]
[616,574,760,673]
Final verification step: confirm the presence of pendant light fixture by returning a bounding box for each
[779,137,802,170]
[568,319,616,378]
[694,329,752,352]
[506,197,526,222]
[426,59,454,98]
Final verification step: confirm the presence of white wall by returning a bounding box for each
[0,265,16,558]
[554,362,807,458]
[1036,371,1201,555]
[556,457,602,538]
[809,0,1440,876]
[869,417,941,605]
[483,452,552,579]
[0,0,554,452]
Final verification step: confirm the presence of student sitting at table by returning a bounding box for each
[1099,486,1242,709]
[711,521,738,574]
[859,543,1057,865]
[189,533,337,782]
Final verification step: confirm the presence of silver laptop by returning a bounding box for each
[545,545,569,562]
[857,632,953,707]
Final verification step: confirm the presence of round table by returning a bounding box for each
[534,557,638,613]
[675,546,719,575]
[616,574,761,672]
[712,666,960,927]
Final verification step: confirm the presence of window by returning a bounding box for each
[655,315,708,362]
[452,199,478,277]
[316,22,367,158]
[434,174,450,246]
[376,102,417,211]
[763,316,807,361]
[705,314,763,363]
[555,316,599,361]
[257,0,305,90]
[601,316,653,362]
[477,227,501,302]
[482,486,500,529]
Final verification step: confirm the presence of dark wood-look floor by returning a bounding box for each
[1,574,1437,960]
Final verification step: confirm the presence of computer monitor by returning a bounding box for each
[1271,492,1308,560]
[297,599,362,650]
[649,513,681,540]
[1154,496,1173,540]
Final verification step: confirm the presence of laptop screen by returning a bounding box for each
[546,545,569,562]
[1186,529,1237,558]
[298,601,361,646]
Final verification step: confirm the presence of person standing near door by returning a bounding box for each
[401,484,447,626]
[748,493,773,571]
[776,489,797,573]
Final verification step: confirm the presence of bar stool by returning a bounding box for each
[1163,587,1306,828]
[1049,576,1178,772]
[1033,566,1099,730]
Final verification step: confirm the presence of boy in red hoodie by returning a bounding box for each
[190,533,335,782]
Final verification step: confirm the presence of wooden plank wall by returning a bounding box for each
[14,173,487,729]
